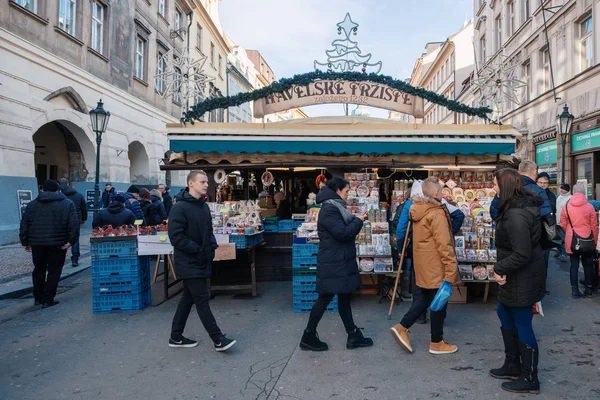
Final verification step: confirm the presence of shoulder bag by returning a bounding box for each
[566,201,596,254]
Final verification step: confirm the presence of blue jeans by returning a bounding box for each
[558,227,567,256]
[71,240,80,262]
[497,302,537,348]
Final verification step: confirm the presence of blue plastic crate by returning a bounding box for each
[293,292,338,303]
[92,270,150,295]
[293,235,320,245]
[229,233,264,249]
[292,267,317,276]
[263,224,279,232]
[293,295,338,313]
[91,240,138,260]
[92,287,151,314]
[292,274,317,286]
[292,256,317,269]
[278,220,297,232]
[293,285,316,294]
[91,256,150,277]
[293,220,304,229]
[292,243,319,258]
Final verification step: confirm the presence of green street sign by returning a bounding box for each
[572,128,600,153]
[535,141,557,165]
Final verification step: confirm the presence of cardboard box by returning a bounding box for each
[449,284,467,304]
[213,243,236,261]
[258,198,273,208]
[260,208,277,218]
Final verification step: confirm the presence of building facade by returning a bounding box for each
[0,0,208,244]
[473,0,600,195]
[226,42,256,123]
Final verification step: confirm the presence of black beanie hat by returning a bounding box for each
[536,172,550,181]
[127,185,140,194]
[43,180,60,192]
[560,184,571,192]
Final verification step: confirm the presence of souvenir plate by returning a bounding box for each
[357,185,370,198]
[475,190,487,199]
[441,187,453,197]
[464,189,476,201]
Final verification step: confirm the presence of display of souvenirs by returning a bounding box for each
[487,265,496,280]
[466,249,477,262]
[459,265,474,281]
[373,258,393,272]
[359,258,374,272]
[455,236,465,249]
[210,200,263,235]
[473,265,488,280]
[488,250,497,262]
[455,248,466,261]
[476,250,489,262]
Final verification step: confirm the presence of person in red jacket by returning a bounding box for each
[560,182,598,298]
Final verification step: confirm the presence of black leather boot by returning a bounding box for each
[502,342,540,394]
[584,286,594,298]
[572,285,583,298]
[299,330,328,351]
[400,275,412,299]
[346,327,373,349]
[490,328,521,380]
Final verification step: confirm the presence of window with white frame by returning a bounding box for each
[196,24,202,50]
[542,49,550,92]
[579,16,593,71]
[495,13,502,51]
[218,55,223,78]
[173,66,182,104]
[523,0,531,22]
[91,1,104,54]
[58,0,77,36]
[156,51,167,94]
[135,36,146,81]
[15,0,37,13]
[480,35,487,62]
[175,8,182,32]
[523,60,531,102]
[507,1,514,37]
[210,42,215,67]
[158,0,166,17]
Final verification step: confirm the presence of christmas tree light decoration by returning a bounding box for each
[314,13,382,74]
[473,55,527,122]
[155,48,215,105]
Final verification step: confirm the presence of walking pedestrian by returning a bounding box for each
[536,172,557,215]
[158,184,173,215]
[101,183,116,209]
[168,170,236,351]
[299,176,373,352]
[560,182,598,298]
[59,178,87,266]
[19,180,79,308]
[390,177,459,355]
[555,184,572,261]
[489,168,546,394]
[123,185,145,223]
[92,194,136,228]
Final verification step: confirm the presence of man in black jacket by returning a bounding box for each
[59,178,87,266]
[101,183,115,209]
[168,171,236,351]
[20,180,79,308]
[92,194,136,228]
[158,183,173,215]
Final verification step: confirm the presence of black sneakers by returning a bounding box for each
[42,300,59,309]
[168,336,199,348]
[214,335,236,352]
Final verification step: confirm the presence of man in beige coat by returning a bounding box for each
[390,177,460,355]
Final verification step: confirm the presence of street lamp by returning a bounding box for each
[89,99,111,217]
[556,104,574,185]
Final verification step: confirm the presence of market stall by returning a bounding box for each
[159,116,521,306]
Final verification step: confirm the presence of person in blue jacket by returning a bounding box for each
[396,180,465,323]
[490,161,551,220]
[122,185,145,224]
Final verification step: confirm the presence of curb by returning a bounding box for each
[0,264,91,300]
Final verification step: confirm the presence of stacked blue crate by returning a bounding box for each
[292,241,337,313]
[91,237,151,314]
[228,232,264,249]
[278,219,297,232]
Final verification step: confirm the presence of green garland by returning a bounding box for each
[182,71,492,124]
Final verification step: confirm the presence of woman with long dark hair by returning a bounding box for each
[299,176,373,351]
[489,168,546,394]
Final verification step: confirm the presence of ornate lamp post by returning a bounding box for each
[556,104,574,186]
[89,99,111,218]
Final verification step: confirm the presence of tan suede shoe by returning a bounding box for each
[390,324,413,353]
[429,340,458,355]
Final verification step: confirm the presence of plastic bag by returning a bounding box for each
[431,281,453,312]
[532,301,544,317]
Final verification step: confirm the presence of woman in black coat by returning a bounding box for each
[490,168,546,394]
[299,177,373,352]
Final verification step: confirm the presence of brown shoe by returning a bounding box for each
[390,324,413,353]
[429,340,458,355]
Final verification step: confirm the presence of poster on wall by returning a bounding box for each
[17,190,32,220]
[86,190,96,211]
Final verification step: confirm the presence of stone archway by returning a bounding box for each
[128,141,150,184]
[33,120,95,186]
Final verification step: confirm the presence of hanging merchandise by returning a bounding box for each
[316,174,327,189]
[261,171,274,187]
[214,169,227,184]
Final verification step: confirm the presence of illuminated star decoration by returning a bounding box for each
[155,48,215,105]
[314,13,382,74]
[472,55,527,121]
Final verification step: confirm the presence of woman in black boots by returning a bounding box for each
[299,177,373,351]
[490,168,546,394]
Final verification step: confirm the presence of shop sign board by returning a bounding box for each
[17,190,32,220]
[571,127,600,153]
[535,141,557,165]
[253,80,424,119]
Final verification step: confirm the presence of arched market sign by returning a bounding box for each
[181,71,491,124]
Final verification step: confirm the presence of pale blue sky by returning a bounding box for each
[219,0,474,118]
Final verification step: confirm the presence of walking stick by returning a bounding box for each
[388,220,412,320]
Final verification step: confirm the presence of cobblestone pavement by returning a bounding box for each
[0,258,599,400]
[0,230,92,291]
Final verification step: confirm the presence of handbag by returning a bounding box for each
[566,202,596,254]
[539,213,562,250]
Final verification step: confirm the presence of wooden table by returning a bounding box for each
[208,241,265,297]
